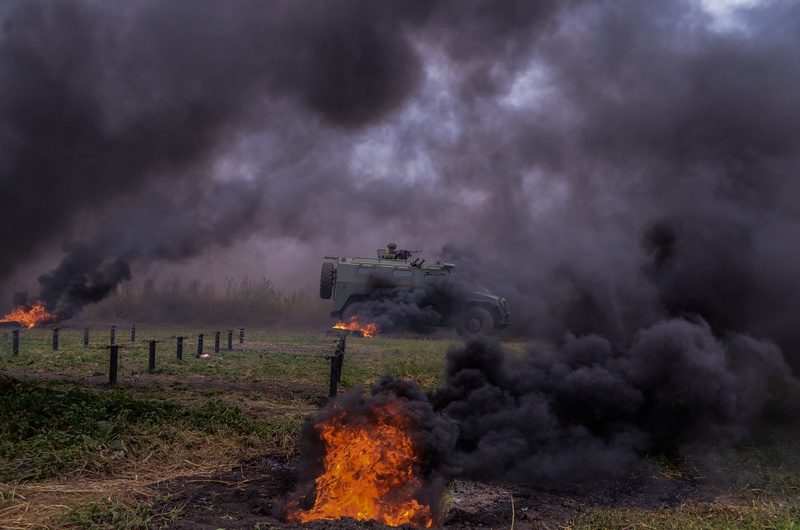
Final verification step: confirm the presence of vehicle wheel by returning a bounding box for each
[342,301,365,321]
[456,306,495,337]
[319,262,335,299]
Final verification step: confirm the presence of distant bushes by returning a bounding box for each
[84,276,330,327]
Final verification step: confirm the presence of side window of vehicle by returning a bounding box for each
[424,274,443,283]
[392,269,414,279]
[357,267,373,275]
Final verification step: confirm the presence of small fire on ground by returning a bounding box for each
[285,400,435,528]
[333,316,379,338]
[0,301,58,328]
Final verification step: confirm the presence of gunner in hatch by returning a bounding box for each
[383,242,398,259]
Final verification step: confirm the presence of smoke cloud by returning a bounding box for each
[2,0,800,381]
[0,0,433,316]
[433,328,792,483]
[339,271,473,333]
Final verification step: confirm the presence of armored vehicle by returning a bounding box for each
[319,250,510,337]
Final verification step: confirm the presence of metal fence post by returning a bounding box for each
[108,345,119,385]
[328,333,347,398]
[329,355,338,397]
[148,340,156,373]
[337,334,346,383]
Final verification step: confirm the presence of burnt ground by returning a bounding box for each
[146,455,709,530]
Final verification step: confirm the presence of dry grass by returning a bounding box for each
[0,425,290,529]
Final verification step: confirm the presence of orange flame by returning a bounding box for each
[0,301,57,329]
[333,316,379,338]
[285,401,434,528]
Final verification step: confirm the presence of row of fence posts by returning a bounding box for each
[9,324,348,398]
[9,326,246,385]
[10,326,245,353]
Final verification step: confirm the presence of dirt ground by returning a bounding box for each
[145,455,707,530]
[129,371,748,529]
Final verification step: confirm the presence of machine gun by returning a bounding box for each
[394,249,421,260]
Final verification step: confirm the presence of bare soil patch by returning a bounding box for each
[146,455,708,529]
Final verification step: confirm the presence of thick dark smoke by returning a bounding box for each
[291,322,792,490]
[433,328,792,483]
[342,271,472,333]
[6,0,797,362]
[4,0,800,479]
[0,0,434,316]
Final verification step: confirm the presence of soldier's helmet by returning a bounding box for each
[387,242,397,249]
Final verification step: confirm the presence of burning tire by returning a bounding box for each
[342,301,365,321]
[456,306,494,337]
[320,262,336,299]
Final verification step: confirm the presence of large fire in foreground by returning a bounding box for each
[285,400,435,527]
[333,316,379,338]
[0,301,58,328]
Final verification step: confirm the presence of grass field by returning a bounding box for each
[1,325,800,529]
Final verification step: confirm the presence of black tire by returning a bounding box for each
[456,306,495,337]
[342,301,365,321]
[320,262,335,299]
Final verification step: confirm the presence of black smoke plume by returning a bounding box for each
[433,328,793,483]
[38,242,131,319]
[6,0,797,366]
[0,0,435,315]
[342,271,472,333]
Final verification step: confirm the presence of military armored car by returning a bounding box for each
[319,250,510,337]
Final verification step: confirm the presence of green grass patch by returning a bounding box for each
[0,377,304,482]
[64,497,153,530]
[0,328,469,391]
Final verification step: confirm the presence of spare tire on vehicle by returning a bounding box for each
[320,262,335,299]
